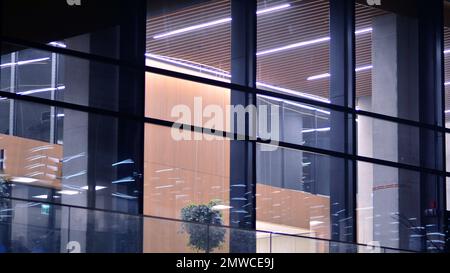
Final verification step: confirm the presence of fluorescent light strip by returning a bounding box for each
[0,57,50,68]
[256,3,291,15]
[153,17,232,39]
[307,65,373,81]
[256,82,330,103]
[258,94,330,115]
[153,4,291,39]
[445,82,450,86]
[444,49,450,54]
[146,53,331,104]
[48,41,67,48]
[17,85,65,96]
[301,127,331,133]
[257,28,372,57]
[354,27,372,35]
[146,53,231,78]
[257,37,330,56]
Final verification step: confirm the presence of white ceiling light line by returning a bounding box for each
[146,53,231,78]
[256,3,291,15]
[258,94,331,115]
[17,85,66,96]
[146,53,332,105]
[153,17,232,39]
[257,28,373,57]
[256,82,330,104]
[307,65,373,81]
[0,57,50,68]
[153,4,291,40]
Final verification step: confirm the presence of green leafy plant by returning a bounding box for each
[180,201,226,252]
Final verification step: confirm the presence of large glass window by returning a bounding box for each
[0,98,142,214]
[257,0,332,105]
[355,2,419,121]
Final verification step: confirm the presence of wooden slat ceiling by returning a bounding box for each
[146,0,449,105]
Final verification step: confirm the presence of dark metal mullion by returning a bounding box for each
[330,0,356,244]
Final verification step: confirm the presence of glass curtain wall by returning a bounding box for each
[0,0,448,253]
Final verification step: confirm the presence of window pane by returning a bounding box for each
[144,124,231,225]
[0,43,144,117]
[1,0,143,62]
[0,98,142,214]
[357,162,445,252]
[357,114,424,167]
[257,0,333,105]
[256,143,347,240]
[257,94,346,152]
[146,0,231,80]
[355,2,420,121]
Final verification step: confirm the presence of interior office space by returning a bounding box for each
[0,0,449,253]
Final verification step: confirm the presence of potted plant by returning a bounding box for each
[180,201,226,252]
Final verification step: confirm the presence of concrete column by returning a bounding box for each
[371,13,420,250]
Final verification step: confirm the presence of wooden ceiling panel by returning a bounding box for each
[146,0,448,107]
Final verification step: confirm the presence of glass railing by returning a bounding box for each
[0,197,414,253]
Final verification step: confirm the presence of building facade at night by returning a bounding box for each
[0,0,449,253]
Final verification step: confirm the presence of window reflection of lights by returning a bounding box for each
[61,153,86,163]
[112,192,138,200]
[10,177,38,184]
[25,171,44,177]
[153,4,291,39]
[0,57,50,68]
[30,145,54,153]
[80,186,107,191]
[155,185,174,189]
[155,168,175,173]
[57,190,80,196]
[301,127,331,133]
[112,159,135,167]
[112,177,135,184]
[25,163,45,170]
[17,85,65,96]
[62,170,87,180]
[32,195,48,199]
[310,221,324,227]
[48,41,67,48]
[212,205,233,211]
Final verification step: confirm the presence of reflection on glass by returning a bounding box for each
[256,143,332,241]
[0,98,142,214]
